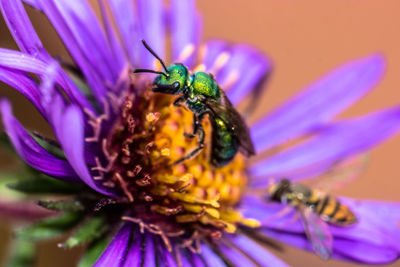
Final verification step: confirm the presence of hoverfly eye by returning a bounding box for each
[173,81,180,89]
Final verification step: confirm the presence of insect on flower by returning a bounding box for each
[134,40,255,167]
[268,177,358,260]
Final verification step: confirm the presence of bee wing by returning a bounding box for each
[299,205,333,260]
[205,90,256,156]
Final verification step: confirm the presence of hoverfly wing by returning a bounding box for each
[299,205,333,260]
[312,154,369,192]
[205,90,256,156]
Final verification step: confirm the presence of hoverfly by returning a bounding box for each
[268,178,357,260]
[134,40,255,167]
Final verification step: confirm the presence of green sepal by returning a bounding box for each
[17,212,83,241]
[36,199,85,212]
[78,234,110,267]
[7,175,83,195]
[6,238,35,267]
[60,216,107,248]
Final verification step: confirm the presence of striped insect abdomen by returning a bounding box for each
[307,193,357,226]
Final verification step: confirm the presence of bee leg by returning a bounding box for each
[172,124,205,165]
[184,114,199,138]
[173,96,186,107]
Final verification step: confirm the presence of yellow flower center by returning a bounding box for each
[101,85,259,250]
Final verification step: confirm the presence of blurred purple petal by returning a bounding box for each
[0,67,45,116]
[56,104,115,196]
[228,235,289,267]
[0,0,49,59]
[217,45,272,106]
[98,0,127,77]
[200,244,226,267]
[250,106,400,185]
[251,54,385,152]
[169,0,202,68]
[107,0,141,67]
[0,100,79,181]
[142,234,156,267]
[157,244,178,267]
[136,0,165,69]
[240,196,400,264]
[94,224,132,267]
[330,198,400,252]
[122,229,141,267]
[37,0,113,100]
[22,0,40,9]
[217,241,259,267]
[264,228,398,264]
[0,48,94,113]
[201,39,229,71]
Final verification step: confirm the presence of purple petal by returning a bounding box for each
[0,0,49,60]
[136,0,166,69]
[330,198,400,252]
[157,245,178,267]
[169,0,202,68]
[217,45,272,106]
[107,0,141,67]
[250,106,400,185]
[0,100,79,181]
[142,234,156,267]
[98,0,127,75]
[217,241,259,267]
[56,104,115,196]
[37,0,114,100]
[0,48,96,114]
[251,54,386,153]
[228,235,289,267]
[122,229,141,267]
[94,224,132,267]
[0,67,45,116]
[263,228,398,264]
[240,196,400,264]
[201,39,229,71]
[200,244,226,267]
[22,0,40,9]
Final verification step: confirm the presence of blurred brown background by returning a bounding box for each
[1,0,400,266]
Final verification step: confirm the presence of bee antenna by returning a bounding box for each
[134,68,168,78]
[141,40,169,74]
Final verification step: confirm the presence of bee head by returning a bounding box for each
[134,40,188,95]
[153,63,188,95]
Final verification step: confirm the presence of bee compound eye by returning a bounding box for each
[173,81,180,89]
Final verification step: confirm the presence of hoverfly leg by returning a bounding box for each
[172,124,205,166]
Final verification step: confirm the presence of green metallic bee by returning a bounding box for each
[134,40,255,167]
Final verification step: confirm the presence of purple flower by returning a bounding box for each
[1,0,400,266]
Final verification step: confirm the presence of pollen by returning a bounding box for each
[97,88,258,250]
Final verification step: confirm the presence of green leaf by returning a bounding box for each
[78,235,110,267]
[7,175,84,195]
[0,170,33,200]
[61,216,107,248]
[17,212,83,241]
[6,238,35,267]
[36,199,85,212]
